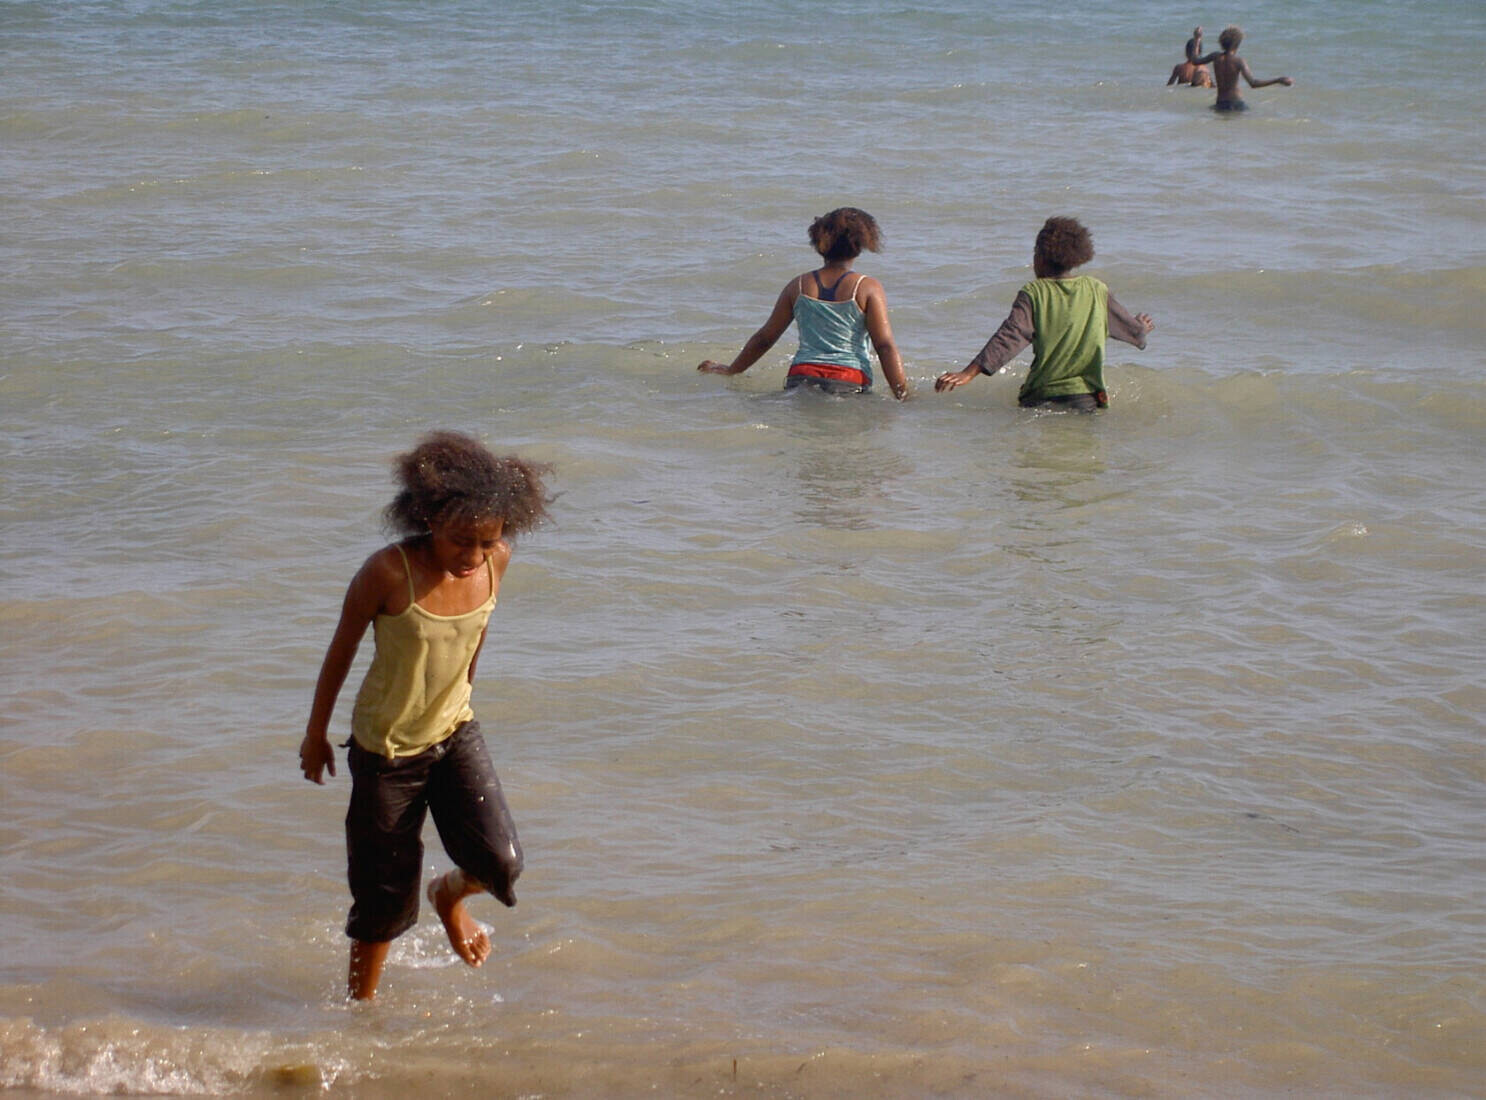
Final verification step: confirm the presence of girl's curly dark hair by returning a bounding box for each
[808,207,883,262]
[384,430,552,537]
[1034,216,1095,276]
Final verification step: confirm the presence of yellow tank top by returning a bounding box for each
[350,544,496,759]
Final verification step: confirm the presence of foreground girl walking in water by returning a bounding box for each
[697,207,909,399]
[299,431,551,999]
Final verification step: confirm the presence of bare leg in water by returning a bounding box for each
[346,871,488,999]
[348,939,391,1000]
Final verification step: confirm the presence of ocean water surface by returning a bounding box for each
[1,0,1483,1096]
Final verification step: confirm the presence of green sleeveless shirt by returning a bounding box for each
[1019,275,1109,403]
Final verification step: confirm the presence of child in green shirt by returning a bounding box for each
[935,217,1154,410]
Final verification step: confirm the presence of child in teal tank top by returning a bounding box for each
[299,431,552,999]
[697,207,909,400]
[936,217,1154,410]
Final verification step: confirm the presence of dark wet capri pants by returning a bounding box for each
[344,720,522,943]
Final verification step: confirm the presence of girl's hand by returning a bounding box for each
[935,368,978,393]
[299,732,336,784]
[697,360,732,374]
[1135,313,1155,334]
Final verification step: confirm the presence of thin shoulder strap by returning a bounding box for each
[485,552,497,599]
[394,543,417,605]
[821,269,856,302]
[850,273,870,307]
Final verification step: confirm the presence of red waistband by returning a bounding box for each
[788,363,870,385]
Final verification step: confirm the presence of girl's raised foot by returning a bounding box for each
[426,871,491,967]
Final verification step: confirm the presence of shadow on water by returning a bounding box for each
[1002,410,1110,509]
[751,385,913,533]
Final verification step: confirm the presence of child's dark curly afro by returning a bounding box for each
[385,430,552,537]
[808,207,883,263]
[1034,216,1095,276]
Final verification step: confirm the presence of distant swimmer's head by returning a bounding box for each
[1219,25,1243,51]
[1191,66,1213,88]
[1033,216,1094,278]
[386,430,553,539]
[809,207,883,262]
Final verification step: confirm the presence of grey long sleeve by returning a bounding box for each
[972,290,1148,376]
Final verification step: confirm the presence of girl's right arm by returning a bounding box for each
[697,281,798,376]
[298,549,399,784]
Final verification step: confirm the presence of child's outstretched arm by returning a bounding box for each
[697,282,797,376]
[935,293,1034,393]
[1108,295,1155,348]
[299,550,399,784]
[1241,58,1294,88]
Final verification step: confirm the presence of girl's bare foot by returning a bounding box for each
[426,871,490,967]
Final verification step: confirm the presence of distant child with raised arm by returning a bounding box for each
[1196,25,1294,111]
[299,430,551,1000]
[1167,25,1212,87]
[697,207,909,399]
[935,217,1154,411]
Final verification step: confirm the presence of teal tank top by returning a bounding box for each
[790,278,873,382]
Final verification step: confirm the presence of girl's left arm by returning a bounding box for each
[861,278,908,400]
[468,540,514,684]
[468,626,490,684]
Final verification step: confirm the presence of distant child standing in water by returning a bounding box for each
[935,217,1154,411]
[299,430,551,1000]
[1196,25,1295,111]
[697,207,909,399]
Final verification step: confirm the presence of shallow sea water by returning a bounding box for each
[1,1,1483,1096]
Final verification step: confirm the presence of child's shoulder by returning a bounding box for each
[339,540,418,619]
[358,541,416,589]
[1022,272,1102,286]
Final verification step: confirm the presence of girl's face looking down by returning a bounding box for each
[427,517,505,578]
